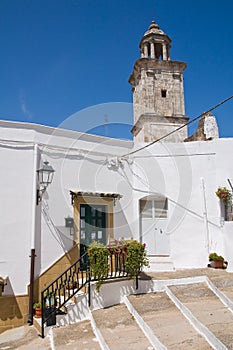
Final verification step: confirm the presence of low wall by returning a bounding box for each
[33,244,79,301]
[0,295,29,334]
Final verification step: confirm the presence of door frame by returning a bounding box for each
[73,195,114,251]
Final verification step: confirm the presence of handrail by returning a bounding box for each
[40,249,137,338]
[41,252,89,338]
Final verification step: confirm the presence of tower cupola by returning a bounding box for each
[140,20,171,60]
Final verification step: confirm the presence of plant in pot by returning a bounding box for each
[208,252,225,269]
[216,187,232,203]
[33,302,42,318]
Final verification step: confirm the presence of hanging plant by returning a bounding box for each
[124,241,149,279]
[215,187,232,203]
[88,241,109,292]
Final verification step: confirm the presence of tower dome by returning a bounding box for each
[139,21,171,60]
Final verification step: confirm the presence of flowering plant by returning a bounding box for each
[108,238,129,255]
[215,187,232,203]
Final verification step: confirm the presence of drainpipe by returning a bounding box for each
[28,144,38,325]
[201,177,210,254]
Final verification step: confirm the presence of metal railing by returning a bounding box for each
[41,252,89,338]
[40,249,138,338]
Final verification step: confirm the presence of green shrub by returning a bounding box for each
[124,241,149,279]
[33,302,42,309]
[209,252,224,262]
[88,241,109,291]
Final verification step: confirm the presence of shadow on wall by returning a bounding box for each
[1,276,14,296]
[33,244,80,301]
[114,201,133,240]
[0,282,28,333]
[42,202,74,253]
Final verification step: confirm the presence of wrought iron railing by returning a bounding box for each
[41,252,90,338]
[40,249,138,338]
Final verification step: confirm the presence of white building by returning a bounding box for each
[0,20,232,333]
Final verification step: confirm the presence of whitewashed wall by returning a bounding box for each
[0,121,133,295]
[0,120,233,296]
[0,143,34,295]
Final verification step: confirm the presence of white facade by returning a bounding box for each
[0,120,233,296]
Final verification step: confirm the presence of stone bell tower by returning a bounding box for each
[129,20,189,142]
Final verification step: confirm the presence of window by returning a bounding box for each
[154,198,168,218]
[140,198,168,219]
[161,89,167,98]
[140,200,153,218]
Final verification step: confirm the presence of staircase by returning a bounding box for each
[144,256,175,272]
[41,270,233,349]
[37,250,130,338]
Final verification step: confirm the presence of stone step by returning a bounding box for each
[52,319,101,350]
[127,292,212,350]
[169,282,233,349]
[209,274,233,301]
[92,303,154,350]
[144,256,175,272]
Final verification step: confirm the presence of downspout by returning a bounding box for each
[28,143,38,325]
[201,177,210,254]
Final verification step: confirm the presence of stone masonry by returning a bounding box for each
[129,20,189,143]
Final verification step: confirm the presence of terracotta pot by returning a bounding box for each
[34,307,42,318]
[213,260,224,269]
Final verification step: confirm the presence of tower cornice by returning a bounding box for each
[129,58,187,87]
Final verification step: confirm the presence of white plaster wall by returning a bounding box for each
[1,120,233,297]
[0,145,34,295]
[0,121,134,295]
[222,223,233,272]
[132,140,230,268]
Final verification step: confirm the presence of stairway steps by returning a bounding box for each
[169,282,233,349]
[92,303,153,350]
[52,319,101,350]
[209,275,233,301]
[144,256,175,272]
[128,292,212,350]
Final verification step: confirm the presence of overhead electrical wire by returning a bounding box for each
[0,95,232,162]
[121,94,233,158]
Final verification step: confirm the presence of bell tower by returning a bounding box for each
[129,20,188,142]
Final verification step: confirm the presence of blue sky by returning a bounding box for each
[0,0,232,139]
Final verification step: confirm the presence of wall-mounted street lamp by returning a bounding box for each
[36,161,55,205]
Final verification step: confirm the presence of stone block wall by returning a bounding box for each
[0,295,29,334]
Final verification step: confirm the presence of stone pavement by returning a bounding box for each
[0,268,233,349]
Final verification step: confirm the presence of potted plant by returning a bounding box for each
[208,252,225,269]
[44,291,57,326]
[33,302,42,318]
[88,241,109,292]
[216,187,232,203]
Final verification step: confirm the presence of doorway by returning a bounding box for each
[140,196,170,256]
[80,204,107,257]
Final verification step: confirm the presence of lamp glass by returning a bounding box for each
[37,161,55,187]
